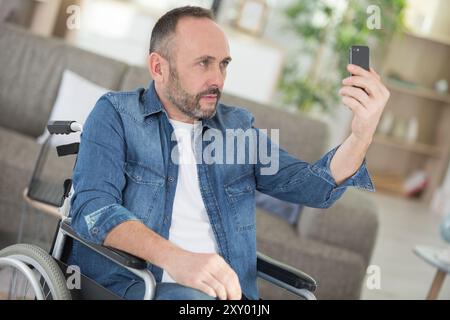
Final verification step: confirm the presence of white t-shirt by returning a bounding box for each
[161,119,219,283]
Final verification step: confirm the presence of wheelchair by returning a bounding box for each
[0,121,317,300]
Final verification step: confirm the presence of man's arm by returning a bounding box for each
[254,65,387,204]
[103,220,178,271]
[331,65,390,184]
[254,133,373,209]
[103,221,242,300]
[330,133,370,185]
[254,64,386,208]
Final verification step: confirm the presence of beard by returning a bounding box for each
[165,65,221,120]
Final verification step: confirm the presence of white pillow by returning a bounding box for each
[37,69,110,146]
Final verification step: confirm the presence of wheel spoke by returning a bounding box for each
[42,278,51,300]
[8,268,18,299]
[0,244,70,300]
[22,278,30,300]
[45,287,51,300]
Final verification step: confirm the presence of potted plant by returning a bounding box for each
[278,0,406,114]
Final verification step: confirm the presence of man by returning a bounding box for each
[68,6,389,300]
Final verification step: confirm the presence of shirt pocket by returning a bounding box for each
[123,161,165,223]
[224,171,256,232]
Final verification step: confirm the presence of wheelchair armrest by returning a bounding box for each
[257,251,317,292]
[60,220,147,270]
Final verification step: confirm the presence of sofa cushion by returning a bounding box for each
[297,189,379,265]
[36,69,110,146]
[0,125,74,190]
[0,126,74,236]
[0,161,59,250]
[256,209,366,299]
[0,23,127,138]
[0,126,40,171]
[119,65,152,91]
[256,236,366,299]
[0,126,40,239]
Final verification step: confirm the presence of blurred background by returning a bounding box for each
[0,0,449,300]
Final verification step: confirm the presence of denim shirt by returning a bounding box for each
[68,81,374,300]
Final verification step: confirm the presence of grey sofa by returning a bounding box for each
[0,22,379,299]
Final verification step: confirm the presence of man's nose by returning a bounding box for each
[207,65,225,90]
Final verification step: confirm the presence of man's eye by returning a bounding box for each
[199,60,209,67]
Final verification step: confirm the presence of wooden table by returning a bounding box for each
[414,245,450,299]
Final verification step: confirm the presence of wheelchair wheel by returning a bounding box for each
[0,244,71,300]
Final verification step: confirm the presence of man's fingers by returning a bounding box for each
[339,86,370,106]
[370,67,381,80]
[207,255,242,300]
[347,64,371,77]
[208,261,241,300]
[342,96,365,115]
[184,253,242,300]
[196,280,218,299]
[342,76,380,96]
[222,270,242,300]
[205,273,228,300]
[209,268,241,300]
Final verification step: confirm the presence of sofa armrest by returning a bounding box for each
[297,189,379,265]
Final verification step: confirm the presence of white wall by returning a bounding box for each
[222,28,285,105]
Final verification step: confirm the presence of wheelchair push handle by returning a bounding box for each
[47,121,83,135]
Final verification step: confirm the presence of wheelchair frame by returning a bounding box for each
[0,120,317,300]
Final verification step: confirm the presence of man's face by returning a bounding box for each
[163,17,231,120]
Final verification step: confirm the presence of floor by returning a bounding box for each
[361,192,450,300]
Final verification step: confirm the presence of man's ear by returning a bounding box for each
[148,52,166,84]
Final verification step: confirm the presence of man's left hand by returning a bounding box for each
[339,64,390,144]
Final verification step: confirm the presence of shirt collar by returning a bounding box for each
[142,81,163,117]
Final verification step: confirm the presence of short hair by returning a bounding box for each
[149,6,214,59]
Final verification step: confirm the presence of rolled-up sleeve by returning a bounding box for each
[255,128,374,209]
[70,94,140,244]
[309,145,375,192]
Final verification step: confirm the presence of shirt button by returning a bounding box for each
[168,176,174,183]
[91,227,99,234]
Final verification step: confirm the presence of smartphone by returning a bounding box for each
[349,45,370,73]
